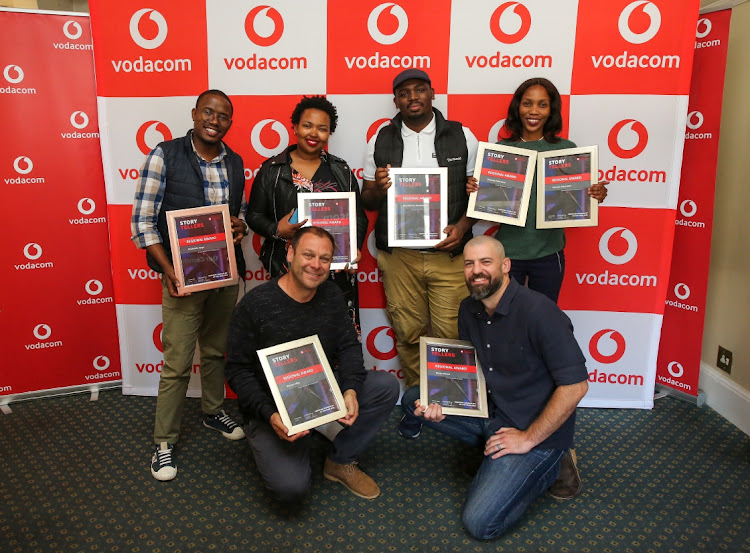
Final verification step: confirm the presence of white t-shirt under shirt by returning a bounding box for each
[363,113,479,181]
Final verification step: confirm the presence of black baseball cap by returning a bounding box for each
[392,69,431,93]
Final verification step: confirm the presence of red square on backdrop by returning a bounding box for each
[571,0,699,94]
[89,1,208,97]
[326,0,451,94]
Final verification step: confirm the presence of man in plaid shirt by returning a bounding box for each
[131,90,248,481]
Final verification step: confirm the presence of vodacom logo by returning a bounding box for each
[70,111,89,129]
[589,329,626,364]
[367,3,408,46]
[129,9,168,50]
[667,361,684,378]
[608,119,648,159]
[136,121,172,155]
[599,227,638,265]
[366,326,398,361]
[245,6,284,47]
[490,2,531,44]
[674,283,690,300]
[13,156,33,175]
[93,355,111,371]
[85,279,104,296]
[153,323,164,353]
[367,119,391,143]
[686,111,703,130]
[696,18,712,39]
[33,324,52,341]
[63,20,83,40]
[488,119,506,143]
[24,243,43,260]
[3,64,24,84]
[618,1,661,45]
[78,198,96,215]
[251,119,288,158]
[679,199,697,217]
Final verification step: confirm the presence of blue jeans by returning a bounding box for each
[402,386,564,540]
[509,250,565,303]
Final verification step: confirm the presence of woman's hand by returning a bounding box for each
[276,209,307,240]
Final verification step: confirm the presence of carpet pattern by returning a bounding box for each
[1,391,748,553]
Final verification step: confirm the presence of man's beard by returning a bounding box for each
[467,273,504,300]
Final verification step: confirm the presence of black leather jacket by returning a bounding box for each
[247,146,368,276]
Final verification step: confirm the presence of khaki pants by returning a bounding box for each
[377,248,467,388]
[153,278,239,445]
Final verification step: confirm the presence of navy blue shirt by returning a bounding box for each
[458,278,587,450]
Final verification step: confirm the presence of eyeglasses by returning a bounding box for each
[201,107,231,126]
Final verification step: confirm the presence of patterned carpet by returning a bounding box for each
[1,390,748,553]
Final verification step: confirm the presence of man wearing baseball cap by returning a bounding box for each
[361,69,479,438]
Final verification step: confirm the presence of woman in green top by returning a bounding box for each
[468,77,608,303]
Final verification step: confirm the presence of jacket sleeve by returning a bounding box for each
[246,162,280,239]
[350,170,369,250]
[225,292,278,423]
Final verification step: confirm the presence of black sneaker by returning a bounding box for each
[203,410,245,440]
[398,414,422,439]
[151,442,177,481]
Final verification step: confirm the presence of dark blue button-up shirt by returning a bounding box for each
[458,278,587,450]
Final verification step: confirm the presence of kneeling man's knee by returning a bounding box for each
[271,475,310,504]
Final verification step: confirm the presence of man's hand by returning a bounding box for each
[361,164,392,209]
[413,399,446,423]
[230,216,247,244]
[338,389,359,427]
[484,427,534,459]
[146,243,189,297]
[163,266,189,298]
[466,176,479,196]
[435,215,473,251]
[277,209,308,240]
[269,412,310,442]
[588,180,609,203]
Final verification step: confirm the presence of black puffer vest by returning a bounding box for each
[146,131,246,277]
[372,108,471,255]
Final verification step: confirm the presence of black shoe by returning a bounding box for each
[397,414,422,439]
[151,442,177,481]
[548,449,582,499]
[203,410,245,440]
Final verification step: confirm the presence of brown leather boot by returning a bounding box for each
[548,449,582,499]
[323,458,380,499]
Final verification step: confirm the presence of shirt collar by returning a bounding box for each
[400,112,436,138]
[190,131,227,163]
[470,276,520,319]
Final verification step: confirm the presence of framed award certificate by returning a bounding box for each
[536,146,599,229]
[257,335,347,435]
[419,337,488,418]
[387,168,448,248]
[165,204,238,294]
[467,142,536,227]
[297,192,357,270]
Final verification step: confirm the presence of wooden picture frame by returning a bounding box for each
[297,192,357,270]
[257,335,347,435]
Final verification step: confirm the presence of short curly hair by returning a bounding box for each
[290,95,338,133]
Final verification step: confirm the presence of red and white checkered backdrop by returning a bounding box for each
[83,0,706,407]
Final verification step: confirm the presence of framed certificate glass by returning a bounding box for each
[536,146,599,229]
[257,335,347,435]
[297,192,357,270]
[419,337,488,418]
[166,204,238,294]
[467,142,536,227]
[387,168,448,248]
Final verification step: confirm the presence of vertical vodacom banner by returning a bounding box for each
[89,0,699,407]
[0,10,121,400]
[656,10,731,398]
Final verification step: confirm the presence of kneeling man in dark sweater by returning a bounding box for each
[226,227,399,502]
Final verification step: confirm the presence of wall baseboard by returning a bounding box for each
[700,361,750,435]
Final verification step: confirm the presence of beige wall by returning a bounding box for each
[701,2,750,391]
